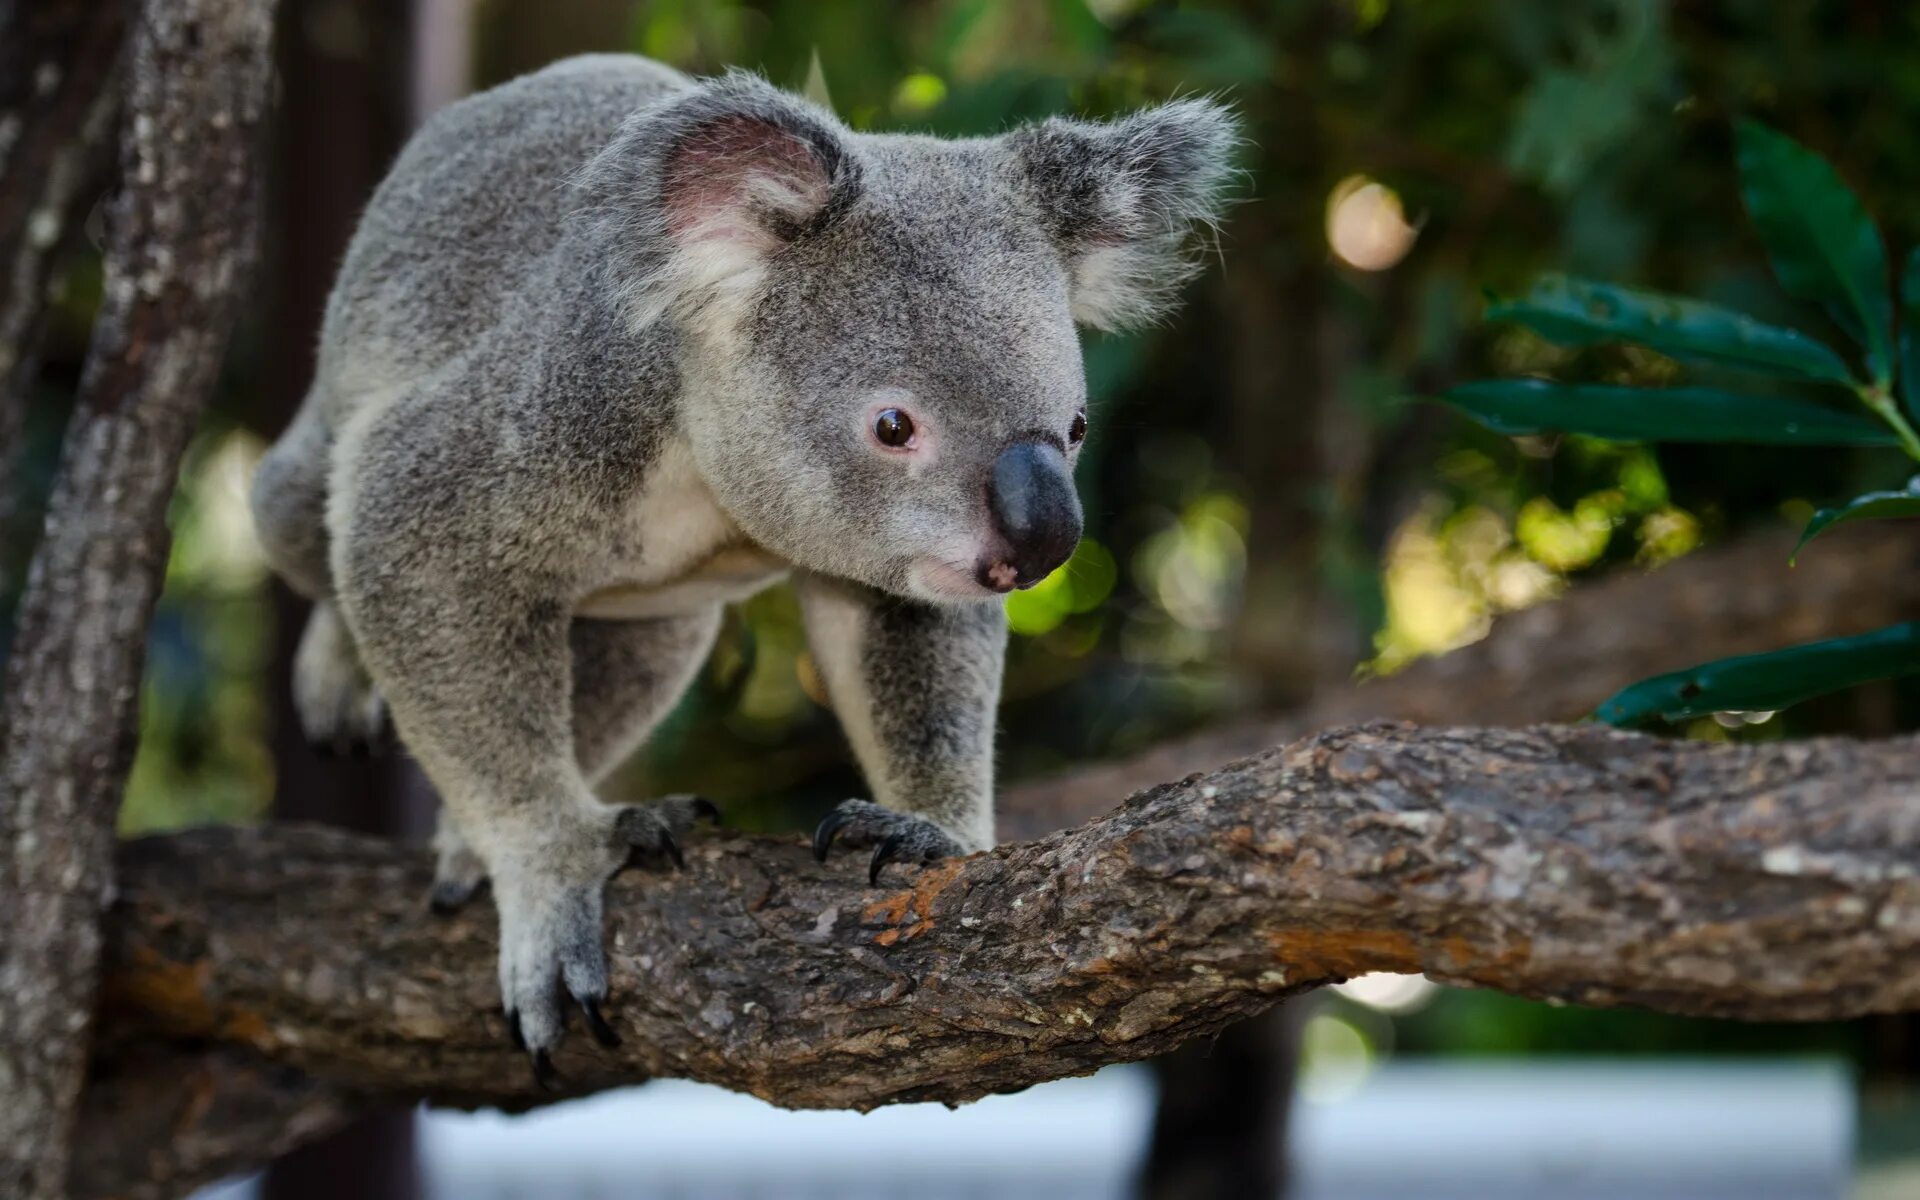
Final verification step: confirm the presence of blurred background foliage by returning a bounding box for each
[8,0,1920,1104]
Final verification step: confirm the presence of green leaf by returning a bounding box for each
[1596,621,1920,727]
[1734,119,1895,384]
[1487,275,1854,385]
[1441,380,1899,446]
[1901,248,1920,421]
[1791,476,1920,561]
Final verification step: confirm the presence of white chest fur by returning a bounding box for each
[574,438,789,620]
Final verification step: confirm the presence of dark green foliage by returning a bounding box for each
[1442,380,1894,446]
[1734,119,1895,385]
[1596,622,1920,727]
[1793,478,1920,561]
[1448,118,1920,727]
[1486,275,1854,385]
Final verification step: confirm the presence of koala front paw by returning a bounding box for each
[491,795,720,1080]
[812,799,964,886]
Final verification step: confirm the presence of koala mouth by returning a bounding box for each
[984,561,1020,592]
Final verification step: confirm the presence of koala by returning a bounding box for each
[250,53,1234,1077]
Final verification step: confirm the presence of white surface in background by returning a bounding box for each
[193,1059,1854,1200]
[419,1067,1153,1200]
[1290,1060,1853,1200]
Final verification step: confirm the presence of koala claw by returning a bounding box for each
[580,995,621,1048]
[615,795,720,872]
[531,1048,561,1091]
[427,875,487,916]
[812,799,962,885]
[307,716,392,760]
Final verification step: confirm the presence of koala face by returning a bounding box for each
[577,74,1236,601]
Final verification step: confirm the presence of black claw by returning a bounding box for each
[531,1048,560,1091]
[813,807,853,863]
[581,996,621,1048]
[507,1009,526,1052]
[869,833,907,887]
[690,796,721,825]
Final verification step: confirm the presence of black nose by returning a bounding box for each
[986,440,1083,588]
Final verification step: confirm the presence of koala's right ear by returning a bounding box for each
[576,71,861,332]
[1008,99,1240,332]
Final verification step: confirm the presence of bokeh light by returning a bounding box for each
[1326,174,1418,271]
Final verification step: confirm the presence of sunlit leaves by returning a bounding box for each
[1735,119,1895,384]
[1596,622,1920,727]
[1442,380,1898,446]
[1486,275,1854,385]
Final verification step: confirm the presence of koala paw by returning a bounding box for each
[812,799,964,886]
[492,795,720,1078]
[293,624,390,757]
[428,831,489,915]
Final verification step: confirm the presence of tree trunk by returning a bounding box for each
[0,2,275,1195]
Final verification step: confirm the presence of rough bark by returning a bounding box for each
[70,719,1920,1197]
[1004,522,1920,839]
[0,2,275,1196]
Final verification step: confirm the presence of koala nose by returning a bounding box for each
[984,440,1083,590]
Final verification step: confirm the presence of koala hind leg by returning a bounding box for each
[293,599,390,756]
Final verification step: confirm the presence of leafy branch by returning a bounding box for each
[1437,119,1920,725]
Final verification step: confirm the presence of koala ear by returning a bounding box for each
[1009,99,1239,331]
[576,71,860,332]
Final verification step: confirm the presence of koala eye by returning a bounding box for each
[873,407,916,449]
[1068,409,1088,446]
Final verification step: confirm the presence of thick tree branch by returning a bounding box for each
[0,2,274,1196]
[77,721,1920,1197]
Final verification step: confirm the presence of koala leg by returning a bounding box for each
[292,599,390,755]
[795,572,1007,885]
[426,611,724,915]
[335,511,719,1071]
[571,611,723,785]
[251,399,335,601]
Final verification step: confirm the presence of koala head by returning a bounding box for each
[578,72,1237,602]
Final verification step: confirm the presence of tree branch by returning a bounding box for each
[0,2,275,1196]
[78,720,1920,1197]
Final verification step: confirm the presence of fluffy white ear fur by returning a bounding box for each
[649,113,834,331]
[574,71,856,338]
[1011,98,1241,332]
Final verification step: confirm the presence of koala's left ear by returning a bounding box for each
[1008,99,1240,331]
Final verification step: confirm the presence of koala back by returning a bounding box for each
[314,55,691,411]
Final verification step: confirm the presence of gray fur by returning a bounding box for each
[249,54,1235,1062]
